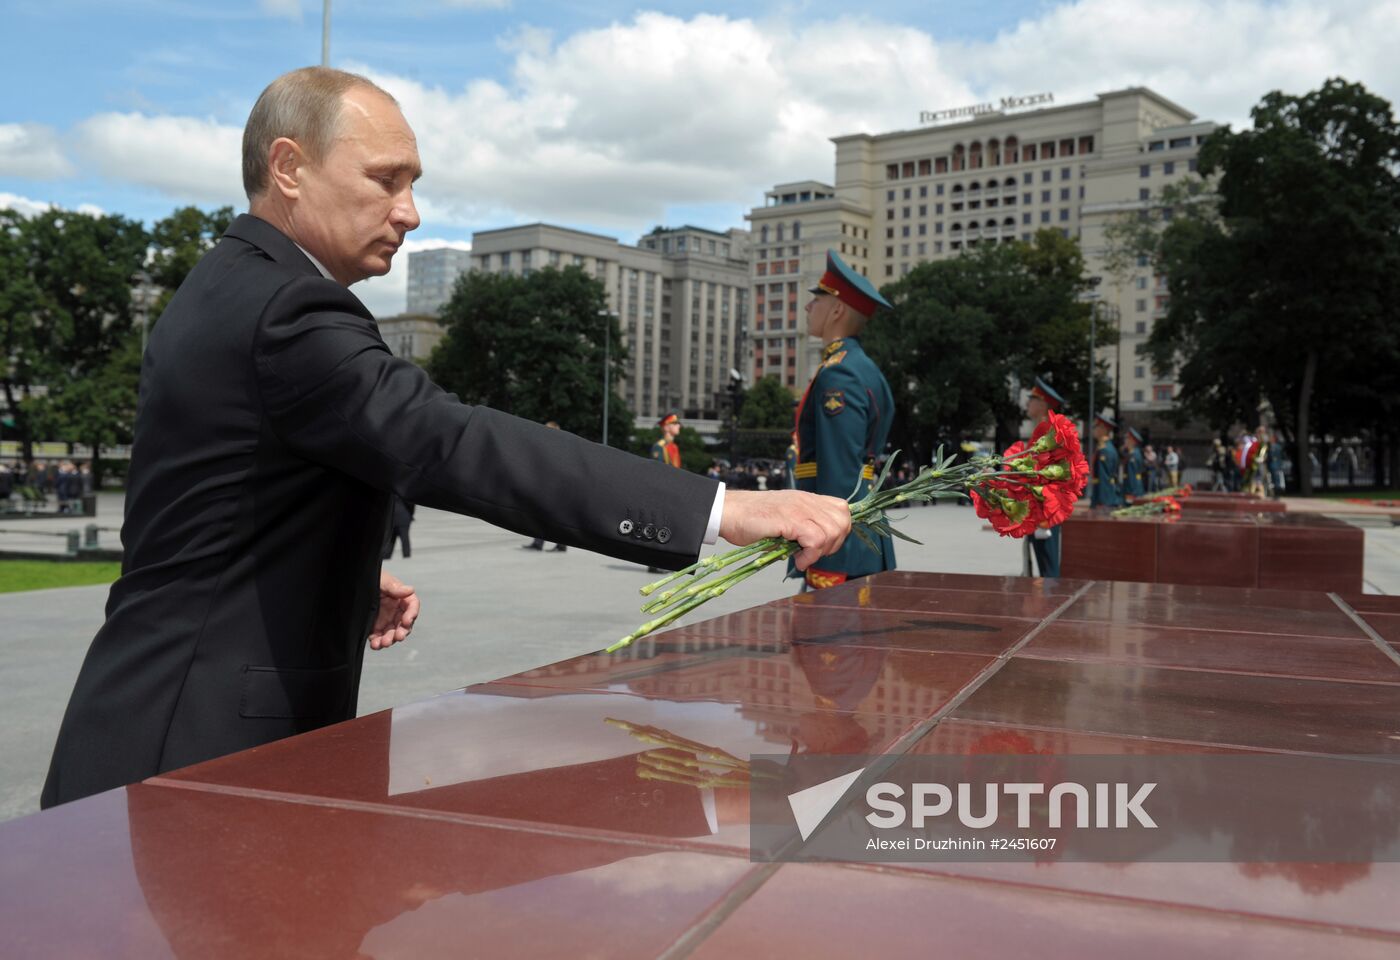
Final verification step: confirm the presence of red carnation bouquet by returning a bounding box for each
[970,410,1089,537]
[1115,484,1192,518]
[611,409,1091,650]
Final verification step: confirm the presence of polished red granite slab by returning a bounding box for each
[1179,491,1287,513]
[1061,511,1363,593]
[5,569,1399,957]
[0,783,759,960]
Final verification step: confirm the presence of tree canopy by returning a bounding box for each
[426,266,633,446]
[739,374,795,430]
[1107,78,1400,493]
[864,228,1106,465]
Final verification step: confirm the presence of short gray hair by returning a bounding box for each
[241,66,396,200]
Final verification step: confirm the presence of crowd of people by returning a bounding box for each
[0,459,93,513]
[1208,426,1287,496]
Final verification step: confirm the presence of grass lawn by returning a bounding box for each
[0,561,121,593]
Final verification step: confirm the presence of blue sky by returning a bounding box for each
[3,0,1395,314]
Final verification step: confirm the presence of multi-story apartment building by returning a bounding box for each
[405,247,473,316]
[746,87,1216,415]
[467,223,750,426]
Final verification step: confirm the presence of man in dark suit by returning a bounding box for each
[41,66,852,808]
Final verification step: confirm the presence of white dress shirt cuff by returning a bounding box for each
[703,483,725,545]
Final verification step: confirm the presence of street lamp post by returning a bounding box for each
[599,309,617,446]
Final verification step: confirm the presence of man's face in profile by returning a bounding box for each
[295,88,422,285]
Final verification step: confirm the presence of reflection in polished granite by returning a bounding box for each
[950,658,1400,754]
[157,683,924,853]
[0,784,757,960]
[687,862,1400,958]
[1020,620,1400,683]
[7,568,1400,956]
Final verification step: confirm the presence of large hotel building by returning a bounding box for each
[402,86,1213,426]
[747,87,1216,414]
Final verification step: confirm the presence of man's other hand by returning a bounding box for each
[370,570,419,650]
[718,489,851,572]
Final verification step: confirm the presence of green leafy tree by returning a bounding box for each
[865,229,1107,465]
[427,266,632,446]
[2,208,149,482]
[1108,79,1400,494]
[738,374,796,430]
[631,424,711,474]
[147,205,236,318]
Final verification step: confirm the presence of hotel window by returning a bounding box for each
[1022,213,1031,225]
[1061,167,1071,180]
[886,227,894,239]
[1140,165,1150,178]
[1134,389,1145,402]
[1148,141,1165,152]
[903,188,912,200]
[885,265,894,276]
[1135,365,1145,378]
[936,184,945,196]
[886,246,894,258]
[887,209,895,220]
[1059,209,1069,221]
[918,224,927,236]
[902,226,911,237]
[1040,211,1050,223]
[1041,190,1050,203]
[886,164,898,180]
[1023,172,1032,185]
[1136,277,1148,289]
[1060,188,1070,201]
[935,222,943,234]
[935,241,943,253]
[1154,385,1173,402]
[918,205,927,216]
[1163,161,1175,175]
[1135,321,1147,334]
[1041,169,1052,183]
[902,161,915,177]
[920,185,928,197]
[1189,158,1199,172]
[901,244,910,256]
[1023,193,1031,205]
[919,159,931,176]
[886,190,895,201]
[936,203,943,215]
[1136,299,1147,312]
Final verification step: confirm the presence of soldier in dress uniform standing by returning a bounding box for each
[652,412,682,468]
[1123,426,1146,498]
[790,250,896,590]
[1090,413,1123,508]
[1025,376,1067,577]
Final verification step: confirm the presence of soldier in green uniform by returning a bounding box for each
[1090,413,1123,508]
[1026,376,1066,577]
[790,250,896,590]
[1123,426,1146,498]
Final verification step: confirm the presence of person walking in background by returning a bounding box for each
[1165,445,1181,488]
[1209,439,1229,491]
[1266,430,1285,496]
[383,493,415,559]
[1143,443,1160,493]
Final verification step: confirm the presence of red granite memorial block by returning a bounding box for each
[1179,491,1286,513]
[1059,512,1158,581]
[7,571,1400,957]
[1155,513,1258,588]
[1062,510,1363,592]
[1255,513,1365,593]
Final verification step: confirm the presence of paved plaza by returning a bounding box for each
[1,491,1396,823]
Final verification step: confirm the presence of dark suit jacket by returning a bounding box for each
[42,214,718,807]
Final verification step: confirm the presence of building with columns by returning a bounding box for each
[746,87,1216,414]
[464,223,750,428]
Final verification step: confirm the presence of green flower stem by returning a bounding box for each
[639,540,776,597]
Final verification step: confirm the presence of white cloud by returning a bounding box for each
[258,0,302,21]
[0,193,104,218]
[354,236,472,318]
[70,113,244,205]
[0,123,74,179]
[348,1,1398,237]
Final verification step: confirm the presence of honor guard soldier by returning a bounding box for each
[1090,413,1123,508]
[1123,426,1146,498]
[652,412,682,468]
[1026,376,1066,577]
[791,250,896,589]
